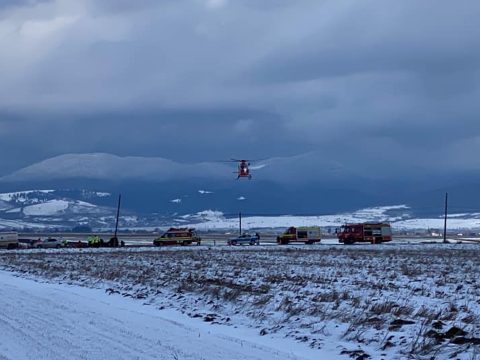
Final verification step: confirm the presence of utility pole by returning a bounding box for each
[239,212,242,235]
[443,192,448,244]
[114,194,122,243]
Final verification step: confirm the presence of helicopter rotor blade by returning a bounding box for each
[231,158,268,163]
[212,158,268,163]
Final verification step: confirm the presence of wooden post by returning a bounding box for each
[443,192,448,244]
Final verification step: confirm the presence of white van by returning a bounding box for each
[0,232,19,249]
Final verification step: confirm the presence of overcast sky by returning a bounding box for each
[0,0,479,178]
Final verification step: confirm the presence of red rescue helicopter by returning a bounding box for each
[234,159,252,180]
[219,158,265,180]
[227,159,266,180]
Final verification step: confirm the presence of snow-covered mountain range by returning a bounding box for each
[1,189,479,231]
[0,152,353,184]
[0,153,233,182]
[1,153,480,231]
[0,153,385,216]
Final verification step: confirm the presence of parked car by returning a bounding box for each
[228,233,260,246]
[30,238,43,248]
[35,238,64,249]
[18,238,34,249]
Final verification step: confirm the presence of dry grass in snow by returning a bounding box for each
[1,244,480,359]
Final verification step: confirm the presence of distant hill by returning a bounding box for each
[0,189,117,230]
[1,153,480,230]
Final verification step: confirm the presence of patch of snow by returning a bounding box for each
[23,200,69,216]
[447,212,480,219]
[198,190,213,194]
[394,218,480,230]
[0,200,13,211]
[0,190,54,202]
[121,216,138,225]
[6,208,21,214]
[0,218,48,229]
[180,210,225,223]
[74,200,97,208]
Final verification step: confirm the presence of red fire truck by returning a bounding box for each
[336,223,392,244]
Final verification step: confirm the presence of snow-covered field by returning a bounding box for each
[180,206,480,231]
[0,270,319,360]
[1,244,480,359]
[180,206,411,230]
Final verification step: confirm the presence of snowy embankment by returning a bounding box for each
[0,270,321,360]
[1,245,480,359]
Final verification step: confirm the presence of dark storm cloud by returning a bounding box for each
[0,0,479,179]
[0,108,299,174]
[59,108,296,161]
[250,2,480,83]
